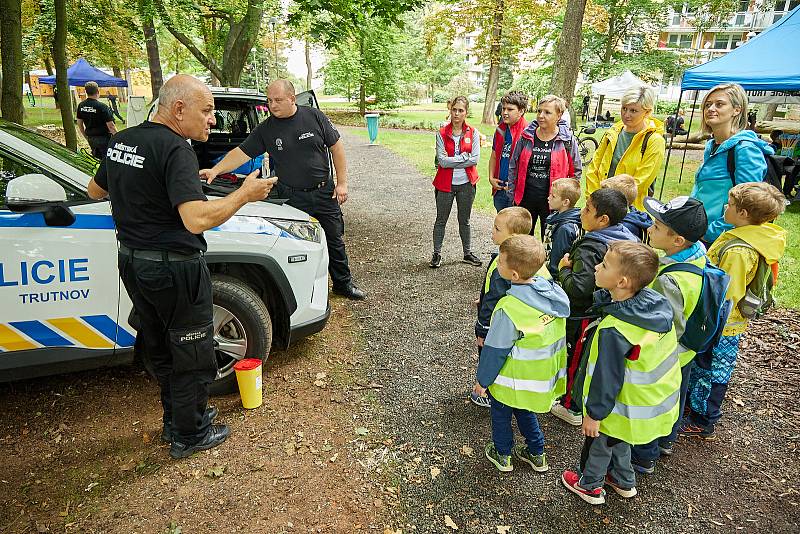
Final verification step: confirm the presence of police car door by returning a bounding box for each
[0,138,133,362]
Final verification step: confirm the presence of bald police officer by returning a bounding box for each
[88,75,275,459]
[200,80,365,300]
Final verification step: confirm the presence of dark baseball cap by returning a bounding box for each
[643,196,708,243]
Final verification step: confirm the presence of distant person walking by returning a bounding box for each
[430,96,482,268]
[584,86,665,210]
[77,81,117,159]
[107,93,124,122]
[581,95,590,121]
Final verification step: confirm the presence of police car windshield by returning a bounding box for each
[1,121,98,177]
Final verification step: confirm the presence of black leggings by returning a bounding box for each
[519,195,550,240]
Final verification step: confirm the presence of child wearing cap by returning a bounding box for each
[629,196,709,473]
[682,182,787,440]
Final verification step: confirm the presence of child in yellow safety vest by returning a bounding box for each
[473,235,570,473]
[562,242,681,505]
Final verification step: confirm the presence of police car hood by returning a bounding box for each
[228,200,311,222]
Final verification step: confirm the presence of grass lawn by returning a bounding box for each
[347,125,800,309]
[21,100,130,129]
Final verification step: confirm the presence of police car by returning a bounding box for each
[0,117,330,393]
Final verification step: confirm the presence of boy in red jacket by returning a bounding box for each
[489,92,529,213]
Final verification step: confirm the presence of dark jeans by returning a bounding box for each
[489,391,544,456]
[631,361,693,461]
[519,194,550,240]
[276,180,353,289]
[493,188,512,213]
[88,135,111,159]
[118,251,216,446]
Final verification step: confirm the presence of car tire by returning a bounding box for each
[208,274,273,396]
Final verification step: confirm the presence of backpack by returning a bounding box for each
[726,140,783,189]
[660,260,732,354]
[716,238,775,319]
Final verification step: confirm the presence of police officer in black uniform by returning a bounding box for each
[87,75,275,459]
[200,79,365,300]
[77,81,117,159]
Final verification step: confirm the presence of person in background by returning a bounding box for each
[582,95,590,121]
[430,96,482,268]
[508,95,582,239]
[77,81,117,160]
[107,93,124,121]
[769,129,783,155]
[489,91,529,213]
[690,83,773,245]
[584,86,665,210]
[600,174,652,241]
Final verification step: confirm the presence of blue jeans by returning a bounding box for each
[493,188,512,212]
[489,391,544,456]
[631,361,693,461]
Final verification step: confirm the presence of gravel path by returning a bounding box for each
[338,128,799,533]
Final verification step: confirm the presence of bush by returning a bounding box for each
[433,91,450,103]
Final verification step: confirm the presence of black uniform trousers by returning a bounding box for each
[118,251,216,445]
[276,180,352,289]
[88,135,111,160]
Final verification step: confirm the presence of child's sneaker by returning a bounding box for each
[631,456,655,474]
[550,402,582,426]
[513,445,548,472]
[658,441,674,456]
[561,470,605,505]
[604,475,637,498]
[678,421,716,440]
[485,443,513,472]
[469,391,491,408]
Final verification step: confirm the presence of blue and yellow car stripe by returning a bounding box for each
[0,315,135,352]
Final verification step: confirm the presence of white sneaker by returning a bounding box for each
[550,402,583,426]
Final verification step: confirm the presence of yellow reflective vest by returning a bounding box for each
[654,257,705,367]
[582,316,681,445]
[487,294,567,412]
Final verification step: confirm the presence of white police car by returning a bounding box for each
[0,118,330,393]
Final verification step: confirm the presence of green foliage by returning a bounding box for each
[513,67,553,102]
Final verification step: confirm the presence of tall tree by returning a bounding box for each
[0,0,24,124]
[153,0,267,87]
[138,0,163,100]
[481,0,504,125]
[53,0,76,149]
[550,0,588,126]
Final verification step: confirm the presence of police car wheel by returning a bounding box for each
[209,275,273,395]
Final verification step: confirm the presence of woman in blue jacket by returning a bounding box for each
[691,83,773,244]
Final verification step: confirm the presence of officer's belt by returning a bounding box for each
[284,180,328,192]
[118,243,203,262]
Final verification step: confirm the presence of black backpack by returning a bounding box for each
[726,140,783,189]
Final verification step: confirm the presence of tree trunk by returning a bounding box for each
[481,0,504,125]
[764,103,779,121]
[358,36,366,114]
[550,0,588,126]
[142,14,163,101]
[53,0,76,149]
[112,65,127,101]
[0,0,25,124]
[305,37,312,91]
[43,54,53,75]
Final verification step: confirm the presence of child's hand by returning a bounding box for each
[559,253,573,269]
[473,382,487,398]
[476,336,484,347]
[582,415,600,437]
[473,297,481,308]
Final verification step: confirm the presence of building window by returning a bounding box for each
[713,34,734,49]
[735,13,746,25]
[667,34,693,48]
[738,0,749,11]
[671,13,681,25]
[464,36,472,47]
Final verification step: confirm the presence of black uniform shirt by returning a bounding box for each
[77,98,114,136]
[239,106,340,189]
[94,121,208,253]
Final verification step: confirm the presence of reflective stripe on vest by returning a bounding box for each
[655,257,704,367]
[582,315,680,445]
[487,294,566,413]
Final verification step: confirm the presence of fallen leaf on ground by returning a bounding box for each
[444,515,458,530]
[430,466,441,479]
[315,372,327,380]
[461,445,474,457]
[142,432,152,444]
[355,427,369,436]
[205,464,225,478]
[497,526,511,534]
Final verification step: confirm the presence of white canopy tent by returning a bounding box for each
[586,70,656,122]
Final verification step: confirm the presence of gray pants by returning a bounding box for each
[579,434,636,490]
[433,183,475,255]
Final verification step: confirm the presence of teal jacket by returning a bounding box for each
[690,130,773,243]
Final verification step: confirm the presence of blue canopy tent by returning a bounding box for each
[38,58,128,87]
[658,6,800,197]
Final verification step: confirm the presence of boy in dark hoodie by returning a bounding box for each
[552,188,638,426]
[562,242,680,505]
[601,174,653,241]
[544,178,582,278]
[475,235,570,473]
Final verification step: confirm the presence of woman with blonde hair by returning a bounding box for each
[507,94,581,238]
[690,83,774,244]
[584,86,665,210]
[431,96,481,268]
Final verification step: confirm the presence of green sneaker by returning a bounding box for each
[485,443,513,472]
[513,445,549,472]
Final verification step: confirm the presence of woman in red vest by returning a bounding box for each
[431,96,482,268]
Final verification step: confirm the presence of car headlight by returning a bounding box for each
[269,218,322,243]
